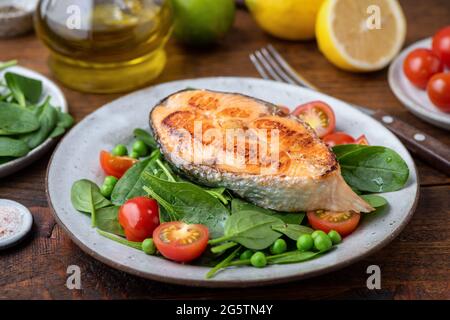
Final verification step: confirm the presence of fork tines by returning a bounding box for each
[250,44,318,91]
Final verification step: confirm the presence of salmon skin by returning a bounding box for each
[150,89,373,213]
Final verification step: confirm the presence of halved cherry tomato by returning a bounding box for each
[292,101,336,137]
[322,132,355,147]
[100,150,137,178]
[432,26,450,67]
[403,48,444,89]
[153,222,209,262]
[119,196,160,242]
[356,134,369,145]
[307,210,360,237]
[427,72,450,112]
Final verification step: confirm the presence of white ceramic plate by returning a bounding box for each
[389,38,450,130]
[46,77,418,287]
[0,65,68,178]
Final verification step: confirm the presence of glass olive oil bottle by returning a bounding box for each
[35,0,173,93]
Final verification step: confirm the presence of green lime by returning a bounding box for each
[171,0,235,46]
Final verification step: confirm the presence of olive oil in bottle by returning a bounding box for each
[35,0,173,93]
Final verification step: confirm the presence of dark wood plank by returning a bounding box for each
[0,0,449,299]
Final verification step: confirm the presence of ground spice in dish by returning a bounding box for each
[0,206,23,240]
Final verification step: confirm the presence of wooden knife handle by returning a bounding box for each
[372,110,450,175]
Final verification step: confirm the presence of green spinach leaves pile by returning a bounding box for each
[0,60,74,164]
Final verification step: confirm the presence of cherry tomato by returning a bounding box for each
[322,132,355,147]
[403,48,444,89]
[118,196,160,242]
[153,222,209,262]
[100,150,137,178]
[427,72,450,112]
[307,210,360,237]
[292,101,336,137]
[355,134,369,145]
[432,26,450,67]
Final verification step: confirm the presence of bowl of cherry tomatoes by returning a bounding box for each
[389,26,450,130]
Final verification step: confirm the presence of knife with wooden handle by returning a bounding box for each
[369,109,450,175]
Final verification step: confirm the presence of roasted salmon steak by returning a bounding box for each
[150,89,373,213]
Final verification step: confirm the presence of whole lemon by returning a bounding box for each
[246,0,325,40]
[172,0,236,46]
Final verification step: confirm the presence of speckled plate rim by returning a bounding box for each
[0,65,68,178]
[388,37,450,130]
[46,77,419,288]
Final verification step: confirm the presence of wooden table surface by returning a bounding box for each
[1,0,449,300]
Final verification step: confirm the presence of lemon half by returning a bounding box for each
[316,0,406,72]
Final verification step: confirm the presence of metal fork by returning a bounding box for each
[249,45,450,175]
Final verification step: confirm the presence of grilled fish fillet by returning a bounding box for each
[150,89,373,213]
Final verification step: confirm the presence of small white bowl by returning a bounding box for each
[0,199,33,249]
[0,0,38,38]
[389,38,450,131]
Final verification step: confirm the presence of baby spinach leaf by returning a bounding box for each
[231,198,304,225]
[227,249,328,267]
[0,137,30,157]
[94,206,125,236]
[71,179,111,213]
[97,229,141,250]
[49,108,74,138]
[331,144,362,159]
[142,174,230,238]
[0,156,15,164]
[5,72,42,107]
[267,250,323,264]
[111,157,154,205]
[206,187,231,205]
[0,102,40,135]
[133,128,157,149]
[216,209,283,250]
[49,126,65,138]
[333,144,409,193]
[206,246,241,279]
[0,60,17,72]
[360,194,388,208]
[19,100,58,148]
[271,224,313,241]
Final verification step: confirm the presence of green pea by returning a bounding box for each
[297,234,314,251]
[314,233,332,252]
[328,230,342,245]
[104,176,118,187]
[270,239,287,255]
[240,249,254,260]
[129,151,140,159]
[132,140,148,157]
[311,230,327,240]
[250,252,267,268]
[112,144,127,156]
[100,183,113,198]
[142,238,156,255]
